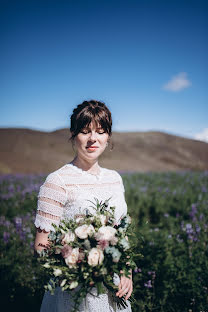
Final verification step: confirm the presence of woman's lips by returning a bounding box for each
[86,146,98,150]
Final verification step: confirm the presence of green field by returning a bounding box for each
[0,171,207,311]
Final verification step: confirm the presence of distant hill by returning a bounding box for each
[0,128,208,174]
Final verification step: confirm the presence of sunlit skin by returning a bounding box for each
[34,120,133,300]
[71,120,109,173]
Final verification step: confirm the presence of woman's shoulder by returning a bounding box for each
[101,167,123,181]
[43,164,69,185]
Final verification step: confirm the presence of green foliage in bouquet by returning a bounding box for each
[37,197,141,312]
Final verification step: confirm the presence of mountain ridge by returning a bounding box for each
[0,128,207,174]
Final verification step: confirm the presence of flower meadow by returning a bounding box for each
[0,171,208,312]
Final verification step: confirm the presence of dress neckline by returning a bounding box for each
[66,162,103,178]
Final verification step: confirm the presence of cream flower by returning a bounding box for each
[88,248,104,266]
[75,224,95,239]
[69,281,78,289]
[97,226,117,241]
[62,230,75,244]
[53,268,62,277]
[65,247,79,268]
[110,236,118,246]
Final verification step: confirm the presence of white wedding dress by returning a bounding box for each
[34,163,132,312]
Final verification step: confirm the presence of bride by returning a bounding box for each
[34,100,133,311]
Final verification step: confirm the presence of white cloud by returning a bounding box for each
[194,128,208,143]
[163,72,191,92]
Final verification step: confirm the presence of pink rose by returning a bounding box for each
[65,248,79,268]
[97,239,109,250]
[61,244,72,258]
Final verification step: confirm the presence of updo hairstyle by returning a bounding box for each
[69,100,113,151]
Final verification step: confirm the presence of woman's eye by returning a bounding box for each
[80,129,105,134]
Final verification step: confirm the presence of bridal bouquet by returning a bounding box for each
[37,198,138,312]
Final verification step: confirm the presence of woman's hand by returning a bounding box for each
[116,270,133,301]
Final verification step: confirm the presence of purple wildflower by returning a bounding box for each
[144,280,152,288]
[148,271,156,279]
[195,225,201,233]
[134,267,142,273]
[199,214,204,221]
[185,224,193,234]
[3,232,10,244]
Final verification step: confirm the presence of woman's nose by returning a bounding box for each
[89,131,97,141]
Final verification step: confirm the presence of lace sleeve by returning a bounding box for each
[114,170,126,193]
[34,172,67,232]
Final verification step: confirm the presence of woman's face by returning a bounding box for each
[73,121,109,161]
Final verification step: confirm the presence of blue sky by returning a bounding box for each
[1,0,207,141]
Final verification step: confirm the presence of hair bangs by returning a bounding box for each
[69,100,112,141]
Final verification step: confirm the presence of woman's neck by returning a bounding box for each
[71,156,100,174]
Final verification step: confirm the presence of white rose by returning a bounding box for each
[97,226,117,241]
[75,224,95,239]
[65,248,79,268]
[87,224,95,236]
[88,248,104,266]
[62,230,75,244]
[53,268,62,277]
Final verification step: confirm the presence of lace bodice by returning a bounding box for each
[34,163,131,312]
[34,163,127,233]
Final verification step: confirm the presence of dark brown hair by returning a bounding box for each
[69,100,113,145]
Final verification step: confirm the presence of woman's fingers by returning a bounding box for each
[118,284,130,297]
[116,277,125,296]
[125,283,133,300]
[116,276,131,297]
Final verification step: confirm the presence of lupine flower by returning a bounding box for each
[3,231,10,243]
[134,267,142,273]
[148,271,156,279]
[144,280,152,288]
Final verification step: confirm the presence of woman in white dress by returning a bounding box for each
[34,100,133,312]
